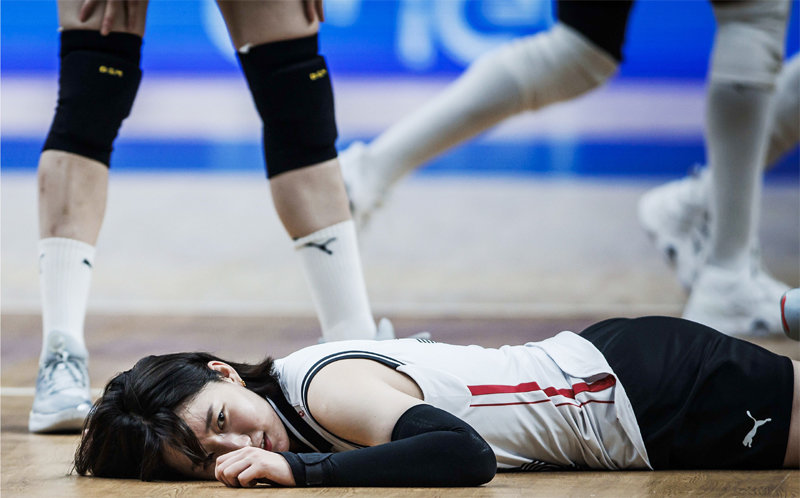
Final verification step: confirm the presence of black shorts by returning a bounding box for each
[557,0,634,62]
[580,316,794,469]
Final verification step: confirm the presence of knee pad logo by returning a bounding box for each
[98,65,124,77]
[309,68,327,81]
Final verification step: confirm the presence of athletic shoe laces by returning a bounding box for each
[38,349,87,395]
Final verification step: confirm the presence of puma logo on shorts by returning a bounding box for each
[742,410,772,448]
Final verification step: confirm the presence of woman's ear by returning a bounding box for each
[207,361,243,385]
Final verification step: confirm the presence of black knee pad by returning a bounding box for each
[557,0,634,62]
[43,30,143,167]
[237,34,338,178]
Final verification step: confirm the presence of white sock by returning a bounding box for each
[364,23,616,194]
[706,82,773,271]
[294,220,376,341]
[765,54,800,167]
[696,55,799,209]
[38,237,95,361]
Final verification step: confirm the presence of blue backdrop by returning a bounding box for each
[4,0,798,77]
[2,0,798,177]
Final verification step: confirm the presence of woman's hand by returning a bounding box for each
[80,0,143,36]
[302,0,324,24]
[215,447,296,487]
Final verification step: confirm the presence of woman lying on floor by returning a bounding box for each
[75,316,799,487]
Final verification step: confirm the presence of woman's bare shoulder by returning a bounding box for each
[306,359,425,446]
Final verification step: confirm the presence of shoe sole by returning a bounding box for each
[638,194,699,290]
[638,193,679,261]
[28,404,90,433]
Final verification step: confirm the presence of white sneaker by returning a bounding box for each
[781,288,800,340]
[683,264,790,336]
[638,168,710,289]
[318,317,431,343]
[29,331,92,433]
[374,317,396,340]
[338,141,389,231]
[374,317,431,341]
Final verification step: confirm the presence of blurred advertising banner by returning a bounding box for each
[2,1,798,176]
[4,0,796,78]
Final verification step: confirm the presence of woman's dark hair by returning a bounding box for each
[73,352,281,480]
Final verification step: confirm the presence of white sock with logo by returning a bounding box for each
[38,237,95,361]
[363,23,617,193]
[765,53,800,167]
[294,220,376,341]
[706,82,772,271]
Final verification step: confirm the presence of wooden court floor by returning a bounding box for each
[2,313,799,497]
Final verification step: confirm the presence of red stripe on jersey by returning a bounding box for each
[468,374,616,399]
[468,381,543,396]
[470,399,551,408]
[470,399,615,408]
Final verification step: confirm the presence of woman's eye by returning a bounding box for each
[217,410,225,430]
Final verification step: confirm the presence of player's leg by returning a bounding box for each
[216,0,376,341]
[683,0,791,335]
[784,360,799,467]
[340,1,632,229]
[581,316,795,469]
[765,53,800,167]
[32,0,148,433]
[638,53,800,290]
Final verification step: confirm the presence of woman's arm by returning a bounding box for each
[305,357,426,445]
[279,403,496,487]
[214,359,496,487]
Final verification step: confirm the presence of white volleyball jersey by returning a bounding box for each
[273,332,651,470]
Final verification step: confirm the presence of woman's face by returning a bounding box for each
[164,375,291,479]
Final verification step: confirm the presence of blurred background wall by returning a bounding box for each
[3,0,798,178]
[2,1,798,317]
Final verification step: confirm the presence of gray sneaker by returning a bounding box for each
[28,331,92,433]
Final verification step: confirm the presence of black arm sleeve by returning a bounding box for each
[278,404,496,487]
